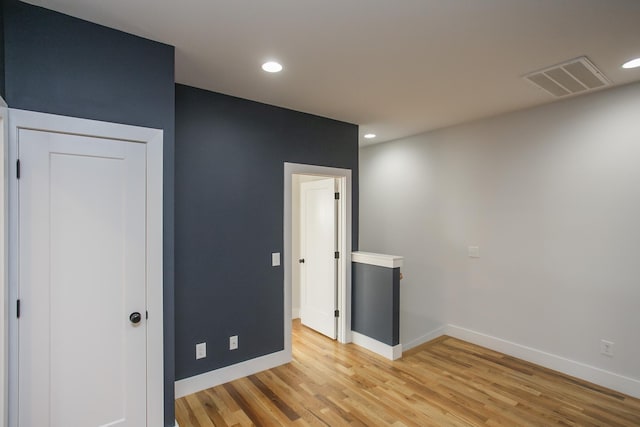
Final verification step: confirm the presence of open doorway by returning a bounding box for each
[283,163,352,358]
[294,175,338,338]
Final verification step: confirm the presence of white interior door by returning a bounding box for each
[17,128,147,427]
[300,178,337,339]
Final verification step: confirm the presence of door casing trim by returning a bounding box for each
[284,162,352,353]
[0,98,8,427]
[6,109,164,427]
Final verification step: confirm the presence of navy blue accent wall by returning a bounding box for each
[352,263,400,346]
[4,1,176,425]
[175,84,358,380]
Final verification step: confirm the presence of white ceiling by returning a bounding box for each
[24,0,640,145]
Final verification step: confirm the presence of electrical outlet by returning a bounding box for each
[196,342,207,360]
[229,335,238,350]
[272,252,281,266]
[600,340,614,357]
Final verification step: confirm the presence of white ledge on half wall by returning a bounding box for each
[352,251,403,269]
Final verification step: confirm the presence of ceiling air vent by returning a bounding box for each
[524,56,611,98]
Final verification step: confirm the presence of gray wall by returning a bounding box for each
[175,84,358,380]
[360,82,640,385]
[3,1,176,424]
[352,263,400,345]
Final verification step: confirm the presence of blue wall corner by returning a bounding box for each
[174,84,359,380]
[4,1,176,424]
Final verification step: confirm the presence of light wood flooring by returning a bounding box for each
[176,320,640,426]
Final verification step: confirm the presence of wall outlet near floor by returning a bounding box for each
[195,342,207,360]
[229,335,238,350]
[600,340,614,357]
[272,252,281,266]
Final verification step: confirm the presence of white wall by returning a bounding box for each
[359,82,640,395]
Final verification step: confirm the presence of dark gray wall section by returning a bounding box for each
[352,263,400,346]
[3,1,176,425]
[175,84,359,380]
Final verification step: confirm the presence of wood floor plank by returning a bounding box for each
[176,320,640,426]
[184,394,216,427]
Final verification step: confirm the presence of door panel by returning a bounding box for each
[18,129,147,427]
[300,178,337,339]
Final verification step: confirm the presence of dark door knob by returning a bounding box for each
[299,258,305,263]
[129,312,142,324]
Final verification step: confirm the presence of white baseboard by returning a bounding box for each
[446,324,640,399]
[351,331,402,360]
[402,325,447,351]
[292,307,300,319]
[174,350,290,398]
[400,323,640,398]
[174,324,640,404]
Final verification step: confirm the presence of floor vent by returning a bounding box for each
[524,56,611,98]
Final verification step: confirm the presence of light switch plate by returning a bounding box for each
[272,252,281,266]
[468,246,480,258]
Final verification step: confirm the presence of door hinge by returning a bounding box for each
[146,310,149,319]
[334,192,340,200]
[334,310,339,317]
[334,251,340,259]
[16,159,21,179]
[17,299,21,318]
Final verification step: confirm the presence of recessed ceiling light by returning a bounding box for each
[622,57,640,69]
[364,133,376,139]
[262,61,283,73]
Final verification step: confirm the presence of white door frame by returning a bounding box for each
[0,97,8,427]
[7,109,164,427]
[284,162,352,356]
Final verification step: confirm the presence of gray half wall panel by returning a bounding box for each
[351,263,400,346]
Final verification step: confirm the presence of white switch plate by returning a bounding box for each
[195,342,206,360]
[468,246,480,258]
[229,335,238,350]
[272,252,281,266]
